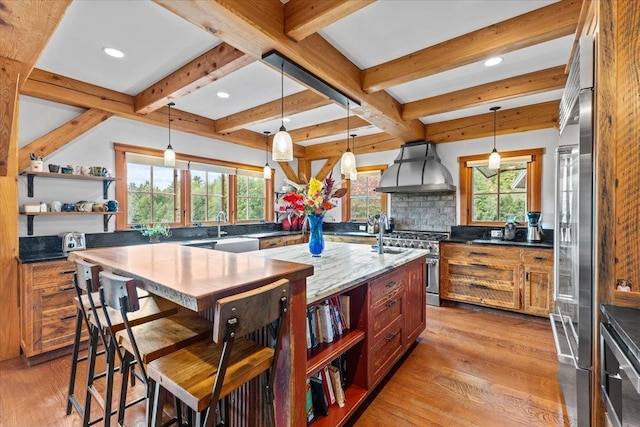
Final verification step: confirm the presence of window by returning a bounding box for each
[236,173,265,221]
[342,166,387,221]
[114,144,273,229]
[191,170,228,223]
[459,149,543,225]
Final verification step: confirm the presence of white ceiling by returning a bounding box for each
[33,0,570,146]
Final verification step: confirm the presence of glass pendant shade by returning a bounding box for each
[350,170,358,181]
[341,150,356,176]
[488,149,500,170]
[488,106,501,170]
[164,102,176,167]
[272,127,293,161]
[263,164,272,179]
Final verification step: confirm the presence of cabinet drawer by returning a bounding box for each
[41,306,78,351]
[370,319,403,384]
[41,286,76,312]
[259,238,282,249]
[371,293,403,342]
[370,271,405,305]
[442,244,520,264]
[522,249,553,267]
[448,263,515,282]
[443,276,519,309]
[31,260,75,290]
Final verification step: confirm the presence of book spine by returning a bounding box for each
[328,365,346,408]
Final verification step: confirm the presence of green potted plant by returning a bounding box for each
[140,223,171,243]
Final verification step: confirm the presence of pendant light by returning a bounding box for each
[488,106,501,170]
[263,131,272,179]
[340,101,357,177]
[349,134,358,181]
[272,62,293,161]
[163,102,176,167]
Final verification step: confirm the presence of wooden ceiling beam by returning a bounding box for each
[303,101,559,159]
[154,0,426,143]
[362,0,582,93]
[18,109,113,171]
[22,69,306,157]
[424,100,560,143]
[284,0,375,41]
[278,161,301,183]
[315,157,341,181]
[215,90,331,133]
[0,0,71,88]
[134,43,254,114]
[402,66,568,119]
[288,116,371,143]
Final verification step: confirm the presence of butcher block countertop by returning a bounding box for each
[68,243,313,312]
[249,241,428,304]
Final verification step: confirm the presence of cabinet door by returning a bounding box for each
[259,236,283,249]
[522,249,554,317]
[404,259,425,347]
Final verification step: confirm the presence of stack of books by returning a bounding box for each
[306,295,350,349]
[306,356,348,423]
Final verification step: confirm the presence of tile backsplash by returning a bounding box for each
[390,192,456,232]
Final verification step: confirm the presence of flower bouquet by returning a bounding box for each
[280,173,346,256]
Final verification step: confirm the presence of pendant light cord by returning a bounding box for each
[168,102,174,149]
[346,100,351,152]
[280,62,285,128]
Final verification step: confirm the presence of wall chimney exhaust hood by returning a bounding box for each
[376,141,456,193]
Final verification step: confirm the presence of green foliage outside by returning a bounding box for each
[191,171,228,222]
[472,164,527,223]
[127,164,180,225]
[237,175,265,221]
[350,174,381,219]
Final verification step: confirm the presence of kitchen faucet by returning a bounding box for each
[216,211,228,238]
[376,212,389,254]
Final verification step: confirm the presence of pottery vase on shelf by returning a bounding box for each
[307,214,324,257]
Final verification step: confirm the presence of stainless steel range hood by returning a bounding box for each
[376,141,456,193]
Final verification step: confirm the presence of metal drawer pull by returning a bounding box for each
[469,251,489,256]
[60,270,75,275]
[385,332,398,342]
[385,281,398,288]
[534,256,547,261]
[469,283,489,290]
[386,299,398,308]
[60,286,74,291]
[60,314,76,321]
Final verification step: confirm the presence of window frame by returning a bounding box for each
[458,148,543,226]
[114,143,274,229]
[342,165,388,222]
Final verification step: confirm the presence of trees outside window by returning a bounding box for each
[342,166,387,221]
[458,149,543,225]
[191,171,228,222]
[127,163,180,225]
[236,175,265,221]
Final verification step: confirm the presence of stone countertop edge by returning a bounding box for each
[444,238,553,249]
[249,241,428,305]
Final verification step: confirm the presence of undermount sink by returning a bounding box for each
[212,237,259,253]
[371,246,408,255]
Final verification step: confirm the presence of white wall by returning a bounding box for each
[18,95,560,236]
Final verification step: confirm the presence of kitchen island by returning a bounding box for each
[70,242,427,426]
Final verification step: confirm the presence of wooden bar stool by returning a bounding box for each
[82,272,179,427]
[66,260,152,418]
[98,271,213,427]
[147,278,291,427]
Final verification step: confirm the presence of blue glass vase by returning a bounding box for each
[307,214,325,257]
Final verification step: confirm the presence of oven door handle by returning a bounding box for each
[601,323,640,395]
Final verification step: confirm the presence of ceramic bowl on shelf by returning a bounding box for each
[61,167,74,174]
[48,164,60,173]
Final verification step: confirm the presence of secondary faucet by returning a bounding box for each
[216,211,227,238]
[376,212,389,254]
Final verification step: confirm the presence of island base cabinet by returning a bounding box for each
[404,259,426,346]
[368,318,404,387]
[20,259,81,364]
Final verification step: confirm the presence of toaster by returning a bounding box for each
[60,232,87,252]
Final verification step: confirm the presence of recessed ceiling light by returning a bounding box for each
[102,47,125,58]
[216,91,230,99]
[282,117,291,123]
[484,57,503,67]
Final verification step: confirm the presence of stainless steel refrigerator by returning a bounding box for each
[550,35,595,427]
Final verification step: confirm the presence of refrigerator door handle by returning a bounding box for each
[550,312,579,368]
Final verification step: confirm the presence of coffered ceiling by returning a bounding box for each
[2,0,582,173]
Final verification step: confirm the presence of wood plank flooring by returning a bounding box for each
[0,304,573,426]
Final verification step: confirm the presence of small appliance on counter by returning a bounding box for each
[60,232,87,252]
[526,211,543,242]
[503,214,518,241]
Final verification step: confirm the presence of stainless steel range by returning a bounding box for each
[380,231,449,306]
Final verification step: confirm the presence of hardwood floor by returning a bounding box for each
[0,304,572,426]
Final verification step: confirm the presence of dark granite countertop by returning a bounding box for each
[601,304,640,368]
[19,252,68,263]
[444,238,553,249]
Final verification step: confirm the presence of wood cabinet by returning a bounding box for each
[258,233,307,249]
[440,243,554,317]
[522,249,554,316]
[324,234,376,245]
[307,257,425,426]
[19,259,81,363]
